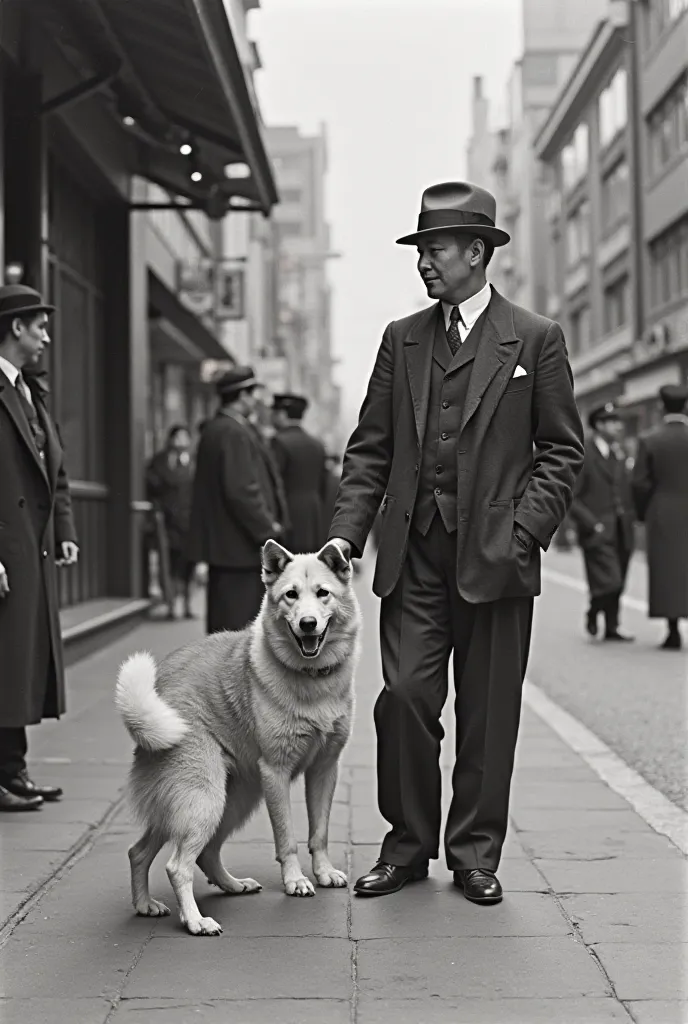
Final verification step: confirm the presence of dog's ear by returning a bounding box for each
[317,540,352,580]
[261,539,294,583]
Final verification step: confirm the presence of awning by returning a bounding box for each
[148,271,231,363]
[43,0,278,214]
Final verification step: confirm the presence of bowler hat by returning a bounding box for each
[0,284,55,319]
[588,401,622,430]
[215,365,257,398]
[273,393,308,419]
[396,181,510,247]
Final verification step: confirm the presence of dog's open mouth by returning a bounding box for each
[288,621,329,660]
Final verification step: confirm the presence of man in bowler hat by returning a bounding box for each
[0,285,78,811]
[188,366,286,633]
[570,403,635,641]
[632,384,688,650]
[272,393,330,552]
[329,181,584,902]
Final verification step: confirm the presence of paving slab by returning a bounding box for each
[110,998,351,1022]
[0,936,143,998]
[123,937,351,999]
[0,850,66,892]
[0,999,112,1024]
[517,829,684,861]
[593,943,688,1000]
[0,821,96,852]
[511,809,653,832]
[509,782,631,810]
[535,858,688,893]
[562,893,687,943]
[356,936,611,999]
[357,996,633,1023]
[625,1001,688,1024]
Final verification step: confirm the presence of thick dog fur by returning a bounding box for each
[115,540,361,936]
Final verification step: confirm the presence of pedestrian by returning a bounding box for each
[632,384,688,650]
[570,402,636,642]
[328,181,584,903]
[272,393,329,552]
[146,425,195,620]
[187,366,286,634]
[0,284,79,812]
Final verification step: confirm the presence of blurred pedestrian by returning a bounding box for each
[188,366,286,633]
[146,425,195,620]
[0,285,78,812]
[632,384,688,650]
[272,394,329,552]
[323,452,343,530]
[570,403,635,642]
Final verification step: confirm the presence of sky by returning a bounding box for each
[254,0,523,434]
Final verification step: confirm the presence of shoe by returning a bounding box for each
[604,631,634,642]
[2,770,63,802]
[453,869,503,905]
[661,632,682,650]
[585,610,598,637]
[0,784,43,811]
[353,860,428,897]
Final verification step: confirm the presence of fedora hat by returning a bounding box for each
[0,284,55,319]
[273,393,308,420]
[396,181,510,247]
[215,365,258,399]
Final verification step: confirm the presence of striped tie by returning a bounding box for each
[447,306,464,356]
[15,373,31,404]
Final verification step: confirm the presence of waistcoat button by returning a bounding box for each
[441,432,449,440]
[435,487,442,496]
[442,400,449,409]
[435,465,443,474]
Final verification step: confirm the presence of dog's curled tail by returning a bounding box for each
[115,651,188,752]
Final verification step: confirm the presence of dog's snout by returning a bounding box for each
[299,616,318,634]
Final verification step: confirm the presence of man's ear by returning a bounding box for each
[261,539,294,584]
[317,540,352,580]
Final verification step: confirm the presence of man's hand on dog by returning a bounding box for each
[329,538,352,561]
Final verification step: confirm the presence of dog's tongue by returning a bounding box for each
[302,635,319,655]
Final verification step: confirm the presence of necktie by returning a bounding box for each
[14,374,46,460]
[15,373,31,405]
[446,306,464,356]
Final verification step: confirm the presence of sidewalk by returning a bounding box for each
[0,565,685,1024]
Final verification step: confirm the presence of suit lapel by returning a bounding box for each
[460,290,522,434]
[0,369,50,485]
[404,303,440,445]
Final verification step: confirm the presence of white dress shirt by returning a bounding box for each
[593,436,611,460]
[0,355,34,407]
[442,282,492,342]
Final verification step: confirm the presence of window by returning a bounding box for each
[570,304,591,354]
[601,159,630,233]
[603,275,630,333]
[279,188,302,205]
[523,53,558,87]
[565,200,591,267]
[648,74,688,178]
[562,123,589,191]
[650,215,688,308]
[599,68,628,148]
[643,0,688,49]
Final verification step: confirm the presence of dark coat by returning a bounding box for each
[0,368,77,727]
[272,424,329,553]
[569,439,635,599]
[146,450,194,552]
[187,411,287,569]
[632,416,688,618]
[329,289,584,603]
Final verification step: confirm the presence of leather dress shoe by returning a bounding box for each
[604,630,634,642]
[2,770,63,802]
[0,784,43,811]
[453,869,503,905]
[354,860,428,897]
[585,610,598,637]
[661,631,682,650]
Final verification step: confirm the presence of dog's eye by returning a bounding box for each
[285,589,298,600]
[317,588,330,599]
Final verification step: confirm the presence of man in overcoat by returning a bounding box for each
[632,384,688,650]
[271,393,329,552]
[0,285,78,812]
[570,403,635,642]
[329,182,584,903]
[188,366,287,633]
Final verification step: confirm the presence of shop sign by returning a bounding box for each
[216,263,245,321]
[177,258,215,317]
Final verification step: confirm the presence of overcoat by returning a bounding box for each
[272,424,329,552]
[187,411,287,569]
[569,440,635,599]
[632,416,688,618]
[0,368,77,727]
[328,289,584,603]
[145,450,194,554]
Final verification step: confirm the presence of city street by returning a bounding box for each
[0,552,686,1024]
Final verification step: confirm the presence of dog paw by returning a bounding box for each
[285,876,316,897]
[316,867,348,888]
[186,916,223,936]
[135,898,171,917]
[235,876,262,895]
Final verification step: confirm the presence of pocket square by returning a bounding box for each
[512,365,527,378]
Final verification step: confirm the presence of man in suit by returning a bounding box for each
[570,403,635,642]
[632,384,688,650]
[188,366,286,633]
[329,182,584,903]
[0,285,78,812]
[272,393,330,552]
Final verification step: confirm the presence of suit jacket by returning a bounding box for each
[187,411,284,569]
[0,368,77,726]
[272,424,329,552]
[329,289,584,603]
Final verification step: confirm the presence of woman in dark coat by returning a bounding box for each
[146,425,195,619]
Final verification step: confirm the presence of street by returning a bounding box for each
[0,551,686,1024]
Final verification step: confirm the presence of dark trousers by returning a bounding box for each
[207,566,264,634]
[0,728,28,779]
[376,514,533,872]
[587,519,632,633]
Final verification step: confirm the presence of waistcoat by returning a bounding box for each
[413,305,490,535]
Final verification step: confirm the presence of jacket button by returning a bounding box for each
[404,511,410,521]
[441,432,449,441]
[435,464,443,474]
[42,550,48,558]
[18,498,25,507]
[435,487,442,496]
[442,400,449,409]
[414,464,419,471]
